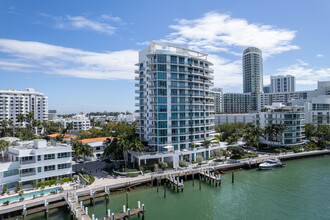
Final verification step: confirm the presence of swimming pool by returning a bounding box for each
[0,187,62,204]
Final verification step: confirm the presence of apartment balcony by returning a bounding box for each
[20,159,36,165]
[20,171,36,177]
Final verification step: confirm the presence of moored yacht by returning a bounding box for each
[259,158,285,170]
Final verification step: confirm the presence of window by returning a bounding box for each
[44,165,55,172]
[157,64,166,71]
[158,121,167,128]
[38,167,42,172]
[37,155,41,161]
[179,57,185,64]
[44,154,55,160]
[57,152,71,158]
[158,97,167,104]
[158,89,167,96]
[170,56,177,64]
[157,72,167,79]
[158,80,167,88]
[58,163,71,170]
[4,169,19,177]
[158,105,167,112]
[157,54,167,63]
[171,65,177,72]
[158,129,167,136]
[171,97,177,103]
[158,113,167,120]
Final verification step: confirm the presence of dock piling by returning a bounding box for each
[164,182,166,198]
[232,172,234,184]
[126,191,129,209]
[199,176,201,190]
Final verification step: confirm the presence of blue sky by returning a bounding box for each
[1,0,330,113]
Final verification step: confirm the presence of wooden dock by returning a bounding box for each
[64,192,91,220]
[165,174,184,192]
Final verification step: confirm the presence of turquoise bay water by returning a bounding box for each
[0,187,62,204]
[19,157,330,220]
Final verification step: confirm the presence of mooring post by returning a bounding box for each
[157,177,159,192]
[176,177,179,193]
[192,170,194,186]
[138,201,141,218]
[232,171,234,184]
[142,204,145,220]
[108,209,111,218]
[181,179,184,192]
[23,204,27,220]
[185,171,187,181]
[111,213,115,220]
[85,207,88,215]
[123,205,126,213]
[126,191,129,209]
[92,214,95,220]
[199,176,201,190]
[127,208,131,220]
[204,169,206,181]
[164,182,166,198]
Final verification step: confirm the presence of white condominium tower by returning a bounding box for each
[242,47,263,112]
[0,88,48,126]
[270,75,296,93]
[136,42,215,152]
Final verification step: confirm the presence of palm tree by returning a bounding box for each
[17,114,25,127]
[80,144,94,160]
[32,120,42,135]
[202,139,212,148]
[0,140,9,159]
[62,122,73,134]
[1,120,8,137]
[7,119,14,137]
[264,123,276,148]
[24,111,35,131]
[276,123,287,144]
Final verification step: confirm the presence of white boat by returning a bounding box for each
[259,158,285,170]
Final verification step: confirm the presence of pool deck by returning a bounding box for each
[0,149,329,219]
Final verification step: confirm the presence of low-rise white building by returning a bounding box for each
[214,113,256,126]
[52,114,91,131]
[290,95,330,126]
[117,113,138,124]
[0,139,72,191]
[257,103,306,146]
[79,137,116,160]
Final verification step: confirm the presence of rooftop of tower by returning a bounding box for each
[243,47,262,55]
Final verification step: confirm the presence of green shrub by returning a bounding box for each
[214,159,223,162]
[192,161,198,164]
[17,184,22,192]
[19,190,24,196]
[138,166,145,172]
[38,182,45,188]
[179,160,188,167]
[126,173,139,177]
[2,187,7,196]
[207,157,214,160]
[3,200,10,205]
[159,162,168,170]
[89,175,95,184]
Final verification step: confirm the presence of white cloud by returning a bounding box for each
[136,41,151,46]
[36,13,119,35]
[316,54,324,58]
[277,59,330,85]
[0,39,138,80]
[208,54,242,88]
[162,12,299,58]
[100,14,124,24]
[61,16,116,35]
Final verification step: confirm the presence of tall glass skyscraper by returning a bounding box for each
[242,47,263,112]
[135,42,215,153]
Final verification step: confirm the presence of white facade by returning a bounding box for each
[52,114,91,131]
[214,113,256,126]
[290,95,330,126]
[0,88,48,126]
[212,88,224,113]
[0,139,72,191]
[117,113,138,124]
[270,75,295,93]
[136,42,215,152]
[257,103,305,146]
